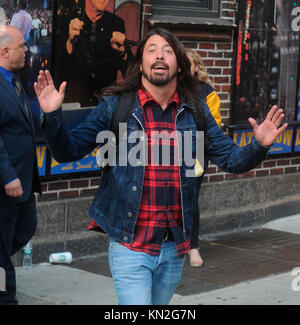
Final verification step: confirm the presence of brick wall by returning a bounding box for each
[38,176,100,203]
[37,156,300,202]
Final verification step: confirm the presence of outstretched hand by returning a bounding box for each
[248,105,288,147]
[34,70,66,113]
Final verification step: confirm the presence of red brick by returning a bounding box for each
[90,178,101,186]
[209,175,224,182]
[207,51,223,58]
[240,171,255,178]
[37,192,58,202]
[202,59,214,67]
[48,181,68,191]
[59,190,79,199]
[263,161,276,168]
[217,43,232,50]
[225,174,239,181]
[221,85,231,92]
[256,170,269,177]
[291,158,300,165]
[270,168,284,175]
[80,188,97,197]
[214,76,230,84]
[199,43,215,50]
[223,68,233,75]
[206,166,217,174]
[207,68,222,75]
[215,60,230,67]
[70,180,89,188]
[277,159,290,166]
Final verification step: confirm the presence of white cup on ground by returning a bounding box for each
[49,252,72,264]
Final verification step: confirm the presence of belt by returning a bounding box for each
[162,228,174,242]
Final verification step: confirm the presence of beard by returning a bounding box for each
[141,63,178,87]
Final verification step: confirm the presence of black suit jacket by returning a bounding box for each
[0,72,41,202]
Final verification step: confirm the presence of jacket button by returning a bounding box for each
[128,212,133,218]
[132,186,137,192]
[123,236,128,242]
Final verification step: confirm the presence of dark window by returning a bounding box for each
[151,0,220,18]
[233,0,300,124]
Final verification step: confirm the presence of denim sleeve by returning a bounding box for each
[41,98,113,163]
[204,104,269,174]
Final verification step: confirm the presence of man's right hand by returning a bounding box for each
[5,178,23,198]
[66,18,84,54]
[34,70,66,113]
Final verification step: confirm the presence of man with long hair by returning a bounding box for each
[34,28,287,305]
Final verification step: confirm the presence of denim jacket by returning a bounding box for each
[42,93,268,244]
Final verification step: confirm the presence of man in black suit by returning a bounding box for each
[0,25,41,305]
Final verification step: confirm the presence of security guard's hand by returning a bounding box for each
[5,178,23,198]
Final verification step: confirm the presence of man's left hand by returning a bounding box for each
[248,105,288,147]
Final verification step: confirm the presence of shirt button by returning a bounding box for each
[123,236,128,242]
[128,212,133,218]
[132,186,137,192]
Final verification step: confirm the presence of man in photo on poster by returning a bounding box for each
[55,0,133,107]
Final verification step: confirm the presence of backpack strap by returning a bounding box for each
[110,91,135,145]
[191,100,206,132]
[98,92,135,176]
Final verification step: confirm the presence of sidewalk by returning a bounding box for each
[15,214,300,305]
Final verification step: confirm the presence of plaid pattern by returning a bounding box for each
[89,88,190,256]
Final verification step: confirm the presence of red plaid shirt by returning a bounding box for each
[89,88,190,256]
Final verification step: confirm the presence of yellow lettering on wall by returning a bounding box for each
[283,129,293,146]
[295,129,300,146]
[36,146,46,168]
[51,158,60,168]
[240,132,247,147]
[276,132,282,144]
[247,131,254,144]
[91,147,99,157]
[233,133,238,144]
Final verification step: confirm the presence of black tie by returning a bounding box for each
[12,75,29,116]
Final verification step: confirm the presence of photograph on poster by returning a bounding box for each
[0,0,53,134]
[53,0,141,108]
[234,0,299,125]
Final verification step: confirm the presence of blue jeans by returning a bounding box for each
[108,238,186,305]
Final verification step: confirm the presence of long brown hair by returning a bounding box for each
[100,28,201,106]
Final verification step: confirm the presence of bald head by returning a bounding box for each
[0,25,21,47]
[0,25,27,71]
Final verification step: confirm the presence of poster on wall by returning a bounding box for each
[53,0,141,108]
[50,147,99,175]
[233,127,294,155]
[234,0,300,125]
[36,144,47,176]
[0,0,53,137]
